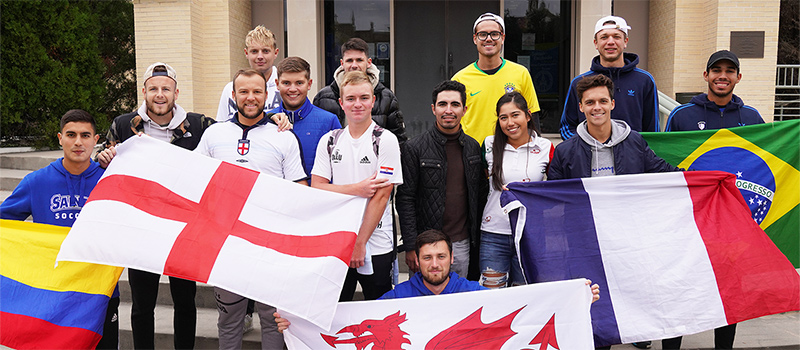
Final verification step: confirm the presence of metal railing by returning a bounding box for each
[657,90,680,131]
[775,64,800,121]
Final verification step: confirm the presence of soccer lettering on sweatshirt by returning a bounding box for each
[50,194,87,220]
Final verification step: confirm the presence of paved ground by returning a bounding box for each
[612,311,799,349]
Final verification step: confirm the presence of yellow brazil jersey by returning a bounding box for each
[452,59,540,143]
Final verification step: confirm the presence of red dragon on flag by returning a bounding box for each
[321,311,410,350]
[282,280,594,349]
[317,307,557,350]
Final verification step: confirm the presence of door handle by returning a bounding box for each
[447,52,454,78]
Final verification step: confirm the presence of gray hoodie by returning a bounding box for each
[576,119,631,177]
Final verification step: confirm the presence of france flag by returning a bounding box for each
[501,171,800,347]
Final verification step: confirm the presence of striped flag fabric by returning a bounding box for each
[501,171,800,347]
[56,135,368,329]
[282,279,594,349]
[0,220,122,349]
[643,120,800,266]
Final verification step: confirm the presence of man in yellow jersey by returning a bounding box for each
[452,12,541,144]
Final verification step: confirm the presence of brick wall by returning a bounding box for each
[648,0,677,97]
[649,0,779,121]
[133,0,252,118]
[715,0,780,121]
[134,0,196,112]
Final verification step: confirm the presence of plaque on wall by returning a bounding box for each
[730,31,765,58]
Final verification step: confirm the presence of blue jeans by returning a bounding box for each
[479,231,525,288]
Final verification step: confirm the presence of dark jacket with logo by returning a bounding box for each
[560,53,659,139]
[548,126,679,180]
[396,125,488,251]
[665,93,764,131]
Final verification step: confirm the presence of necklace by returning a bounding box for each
[521,135,533,182]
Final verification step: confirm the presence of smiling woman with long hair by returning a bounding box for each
[479,91,553,289]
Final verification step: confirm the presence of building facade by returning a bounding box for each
[132,0,779,137]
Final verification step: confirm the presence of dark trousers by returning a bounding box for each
[96,296,120,349]
[129,269,197,349]
[662,323,737,349]
[339,252,394,301]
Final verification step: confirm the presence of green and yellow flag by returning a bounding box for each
[642,120,800,267]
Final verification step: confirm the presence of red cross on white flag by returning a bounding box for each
[57,135,367,329]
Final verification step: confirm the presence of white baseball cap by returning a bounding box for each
[594,16,631,36]
[143,62,177,84]
[473,12,505,33]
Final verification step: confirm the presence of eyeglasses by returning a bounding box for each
[476,31,502,41]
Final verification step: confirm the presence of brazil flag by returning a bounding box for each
[642,120,800,267]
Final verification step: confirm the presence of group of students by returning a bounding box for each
[0,11,766,350]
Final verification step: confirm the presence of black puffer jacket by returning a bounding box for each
[312,64,407,144]
[396,125,488,251]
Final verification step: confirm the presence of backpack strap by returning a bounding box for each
[371,125,384,157]
[326,128,345,157]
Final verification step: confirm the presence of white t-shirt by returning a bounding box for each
[216,66,281,121]
[311,121,403,255]
[195,117,307,182]
[481,135,554,235]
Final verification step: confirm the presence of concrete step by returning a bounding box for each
[0,150,62,171]
[114,305,799,350]
[118,269,218,309]
[117,259,413,308]
[0,147,36,154]
[0,168,32,191]
[118,301,263,349]
[114,267,411,349]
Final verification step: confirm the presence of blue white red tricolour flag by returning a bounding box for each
[282,279,594,349]
[56,135,367,329]
[379,166,394,176]
[501,171,800,347]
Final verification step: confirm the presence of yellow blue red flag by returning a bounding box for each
[642,120,800,267]
[0,220,122,349]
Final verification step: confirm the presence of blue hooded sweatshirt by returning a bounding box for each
[560,53,659,140]
[268,98,341,176]
[1,159,104,226]
[665,93,763,131]
[379,272,486,299]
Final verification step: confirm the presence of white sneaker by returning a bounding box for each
[243,314,254,334]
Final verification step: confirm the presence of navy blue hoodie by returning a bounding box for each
[665,93,763,131]
[560,53,659,139]
[1,159,104,226]
[379,272,485,299]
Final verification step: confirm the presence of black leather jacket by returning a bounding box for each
[396,125,488,251]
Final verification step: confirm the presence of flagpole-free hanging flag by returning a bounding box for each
[0,220,123,349]
[643,120,800,267]
[56,135,368,329]
[502,171,800,347]
[281,279,595,349]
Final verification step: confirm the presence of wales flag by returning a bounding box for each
[642,119,800,267]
